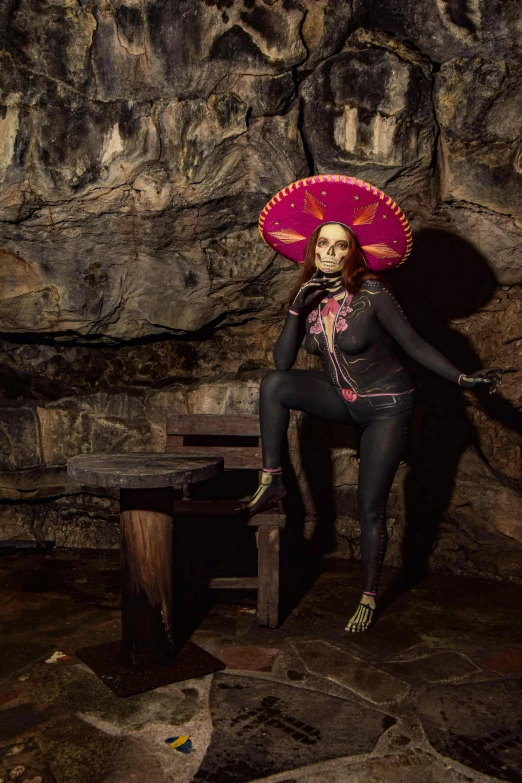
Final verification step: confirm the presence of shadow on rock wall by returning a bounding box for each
[283,228,522,597]
[395,229,522,591]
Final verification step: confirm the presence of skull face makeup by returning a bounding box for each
[315,223,351,274]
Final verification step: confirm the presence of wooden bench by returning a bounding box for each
[166,413,284,628]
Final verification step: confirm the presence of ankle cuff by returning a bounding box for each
[363,591,376,597]
[263,467,282,473]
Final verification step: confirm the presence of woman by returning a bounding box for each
[246,175,502,633]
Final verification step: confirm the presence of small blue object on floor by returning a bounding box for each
[165,735,192,754]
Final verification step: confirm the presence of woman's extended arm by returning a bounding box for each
[369,281,462,382]
[369,281,503,390]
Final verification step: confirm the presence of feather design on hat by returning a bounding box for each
[361,243,401,259]
[303,191,325,220]
[268,228,307,244]
[353,202,378,225]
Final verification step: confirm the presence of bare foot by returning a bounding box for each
[344,594,376,633]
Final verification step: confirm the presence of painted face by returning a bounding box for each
[315,223,351,273]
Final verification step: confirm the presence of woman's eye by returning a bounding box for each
[318,239,327,246]
[337,243,348,250]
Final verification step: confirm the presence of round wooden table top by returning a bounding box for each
[67,452,224,489]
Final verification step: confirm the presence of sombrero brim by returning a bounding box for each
[258,174,412,271]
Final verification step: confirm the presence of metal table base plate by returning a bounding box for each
[77,639,225,697]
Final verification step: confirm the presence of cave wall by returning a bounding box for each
[1,0,521,581]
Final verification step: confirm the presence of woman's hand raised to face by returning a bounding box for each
[290,271,331,314]
[458,367,505,394]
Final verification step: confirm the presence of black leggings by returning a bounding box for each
[260,369,413,594]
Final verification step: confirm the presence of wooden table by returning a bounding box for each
[67,452,225,696]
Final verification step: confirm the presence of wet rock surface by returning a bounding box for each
[0,0,521,582]
[417,681,522,783]
[194,673,391,782]
[2,552,522,782]
[293,640,409,704]
[387,651,480,684]
[257,748,487,783]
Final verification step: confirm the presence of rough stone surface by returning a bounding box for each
[387,651,480,683]
[351,0,521,63]
[300,30,436,217]
[0,0,521,582]
[3,552,522,783]
[194,673,392,782]
[482,649,522,676]
[294,640,409,704]
[435,58,522,218]
[219,646,280,673]
[417,680,522,782]
[258,748,486,783]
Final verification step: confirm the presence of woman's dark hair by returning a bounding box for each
[290,222,380,302]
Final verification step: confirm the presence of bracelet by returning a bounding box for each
[457,374,464,385]
[289,309,299,316]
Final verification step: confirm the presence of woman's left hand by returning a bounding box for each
[458,367,505,393]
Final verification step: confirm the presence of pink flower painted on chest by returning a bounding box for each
[332,294,354,333]
[308,308,322,333]
[308,294,354,335]
[340,294,354,317]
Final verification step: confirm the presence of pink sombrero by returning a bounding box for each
[258,174,412,272]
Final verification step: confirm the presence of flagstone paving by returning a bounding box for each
[1,550,522,783]
[292,641,409,704]
[386,650,480,683]
[416,680,522,782]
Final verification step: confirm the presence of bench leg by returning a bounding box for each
[257,526,280,629]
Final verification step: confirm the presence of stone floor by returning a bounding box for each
[1,548,522,783]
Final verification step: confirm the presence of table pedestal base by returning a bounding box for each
[77,639,225,697]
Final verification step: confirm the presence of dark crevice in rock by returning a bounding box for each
[296,94,314,176]
[428,63,442,181]
[347,27,436,75]
[0,304,266,348]
[3,51,94,102]
[296,2,355,81]
[438,198,521,221]
[0,490,115,507]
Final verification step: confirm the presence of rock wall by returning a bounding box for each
[1,0,521,581]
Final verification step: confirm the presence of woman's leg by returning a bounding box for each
[345,409,411,632]
[246,369,354,514]
[261,369,354,466]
